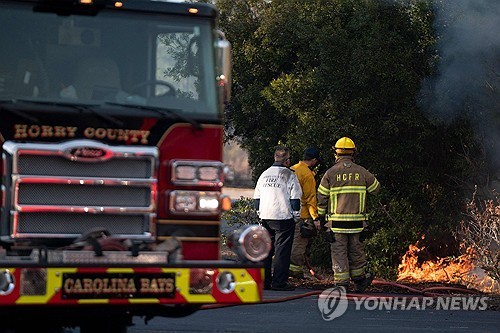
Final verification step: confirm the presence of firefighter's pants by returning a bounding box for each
[290,219,312,269]
[261,218,295,288]
[330,232,366,284]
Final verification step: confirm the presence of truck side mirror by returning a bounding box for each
[216,30,232,103]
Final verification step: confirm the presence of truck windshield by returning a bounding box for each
[0,3,219,118]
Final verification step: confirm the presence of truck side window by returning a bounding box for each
[156,30,200,100]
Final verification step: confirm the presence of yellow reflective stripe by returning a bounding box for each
[359,192,366,213]
[333,271,350,282]
[328,214,365,221]
[129,298,160,304]
[318,207,326,215]
[107,268,134,273]
[318,184,329,195]
[232,269,260,303]
[331,227,363,233]
[330,186,366,194]
[367,179,380,193]
[350,267,365,278]
[331,193,337,216]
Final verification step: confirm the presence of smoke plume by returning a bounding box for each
[420,0,500,185]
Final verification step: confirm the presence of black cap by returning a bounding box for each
[303,147,321,162]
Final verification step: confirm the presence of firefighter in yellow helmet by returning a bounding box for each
[317,137,381,292]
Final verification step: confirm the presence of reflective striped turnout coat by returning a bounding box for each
[317,155,380,233]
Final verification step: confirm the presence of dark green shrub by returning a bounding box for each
[364,197,422,279]
[220,197,259,244]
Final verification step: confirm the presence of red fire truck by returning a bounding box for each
[0,0,270,331]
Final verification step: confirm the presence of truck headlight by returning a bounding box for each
[171,161,223,186]
[169,190,220,215]
[228,225,271,262]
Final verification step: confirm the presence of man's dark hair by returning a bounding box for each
[303,147,320,161]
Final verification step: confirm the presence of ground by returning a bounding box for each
[221,245,500,311]
[289,273,500,311]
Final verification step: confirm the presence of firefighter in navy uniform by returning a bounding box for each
[317,137,380,292]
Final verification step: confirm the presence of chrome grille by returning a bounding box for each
[15,213,149,235]
[2,140,158,240]
[17,183,151,207]
[17,155,152,178]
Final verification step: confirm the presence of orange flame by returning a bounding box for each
[397,237,499,293]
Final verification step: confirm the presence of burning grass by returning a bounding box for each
[396,195,499,294]
[396,236,499,294]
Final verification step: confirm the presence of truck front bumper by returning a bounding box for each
[0,261,264,307]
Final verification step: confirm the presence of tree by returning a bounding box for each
[217,0,489,278]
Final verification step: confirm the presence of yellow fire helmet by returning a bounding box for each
[334,137,356,155]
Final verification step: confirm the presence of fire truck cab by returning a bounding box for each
[0,0,270,332]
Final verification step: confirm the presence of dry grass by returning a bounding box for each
[458,195,499,282]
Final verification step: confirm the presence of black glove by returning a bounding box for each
[299,219,317,238]
[359,228,370,243]
[324,230,335,243]
[318,215,327,228]
[318,215,334,243]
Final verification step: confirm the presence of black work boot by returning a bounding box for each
[334,281,350,292]
[354,273,374,293]
[271,283,295,291]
